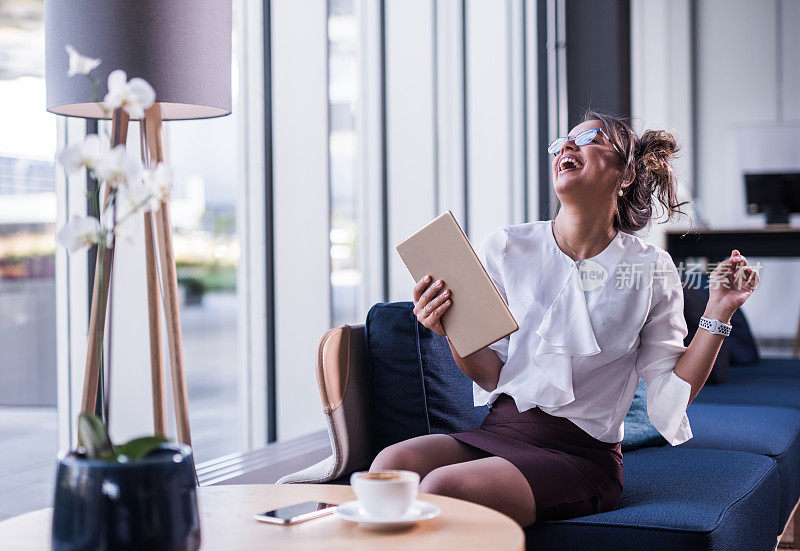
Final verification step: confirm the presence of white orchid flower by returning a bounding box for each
[57,215,104,253]
[143,162,174,205]
[55,134,103,175]
[102,69,156,119]
[93,144,143,187]
[65,44,101,77]
[116,179,158,220]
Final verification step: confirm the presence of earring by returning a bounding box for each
[618,188,624,196]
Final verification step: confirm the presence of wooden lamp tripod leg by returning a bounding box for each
[80,108,130,416]
[140,124,167,437]
[144,103,192,446]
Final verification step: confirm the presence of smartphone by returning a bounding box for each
[253,501,337,525]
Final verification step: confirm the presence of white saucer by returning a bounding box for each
[334,499,441,530]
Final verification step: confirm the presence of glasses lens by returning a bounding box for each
[548,137,566,155]
[575,128,601,146]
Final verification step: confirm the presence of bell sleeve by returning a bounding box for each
[634,250,693,446]
[477,227,510,364]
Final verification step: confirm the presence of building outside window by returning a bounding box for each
[0,0,58,520]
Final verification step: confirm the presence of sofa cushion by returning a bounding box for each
[679,402,800,531]
[364,302,489,455]
[694,361,800,410]
[729,357,800,377]
[525,447,780,550]
[621,378,667,452]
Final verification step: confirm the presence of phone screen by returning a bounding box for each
[257,501,336,523]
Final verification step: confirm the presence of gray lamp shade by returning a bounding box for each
[44,0,231,120]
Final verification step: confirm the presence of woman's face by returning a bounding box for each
[551,119,624,205]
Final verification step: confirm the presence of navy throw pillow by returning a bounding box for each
[681,272,760,365]
[683,285,730,383]
[621,378,667,451]
[364,302,490,456]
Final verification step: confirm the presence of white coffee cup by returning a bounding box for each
[350,470,420,518]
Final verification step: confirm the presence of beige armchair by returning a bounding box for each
[276,325,374,484]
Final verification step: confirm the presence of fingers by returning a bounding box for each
[421,287,451,317]
[413,275,433,302]
[414,278,444,314]
[412,277,452,336]
[430,296,452,320]
[710,249,759,294]
[736,265,760,292]
[728,249,748,270]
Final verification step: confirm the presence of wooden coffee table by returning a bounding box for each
[0,483,525,550]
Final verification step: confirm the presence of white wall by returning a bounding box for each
[632,0,800,341]
[695,0,800,340]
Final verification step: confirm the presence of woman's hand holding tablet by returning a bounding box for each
[413,274,452,336]
[396,210,517,358]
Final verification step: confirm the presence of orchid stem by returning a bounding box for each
[105,195,117,433]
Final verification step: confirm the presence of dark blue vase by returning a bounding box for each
[52,444,201,551]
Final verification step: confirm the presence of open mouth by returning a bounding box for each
[558,156,583,175]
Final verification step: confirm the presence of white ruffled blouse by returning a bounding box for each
[475,220,693,446]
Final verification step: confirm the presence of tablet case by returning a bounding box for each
[395,210,519,358]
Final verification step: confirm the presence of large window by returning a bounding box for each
[166,114,242,464]
[0,0,264,520]
[0,0,59,520]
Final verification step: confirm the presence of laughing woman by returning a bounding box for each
[369,110,761,527]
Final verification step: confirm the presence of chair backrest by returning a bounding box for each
[314,302,490,480]
[315,323,375,480]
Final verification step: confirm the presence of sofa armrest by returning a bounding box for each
[277,324,374,484]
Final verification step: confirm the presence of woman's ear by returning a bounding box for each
[622,169,636,188]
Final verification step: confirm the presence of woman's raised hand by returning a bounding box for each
[412,274,452,336]
[708,249,760,315]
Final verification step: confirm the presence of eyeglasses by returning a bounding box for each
[547,127,623,157]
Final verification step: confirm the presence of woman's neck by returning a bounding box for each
[553,208,617,260]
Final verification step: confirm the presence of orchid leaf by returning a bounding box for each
[115,436,170,461]
[77,413,115,460]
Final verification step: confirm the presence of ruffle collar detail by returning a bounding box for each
[522,224,605,407]
[526,266,602,407]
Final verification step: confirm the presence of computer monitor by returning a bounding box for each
[745,172,800,224]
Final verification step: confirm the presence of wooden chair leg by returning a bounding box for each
[80,108,130,417]
[145,104,192,446]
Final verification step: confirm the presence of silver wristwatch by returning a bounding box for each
[699,316,732,337]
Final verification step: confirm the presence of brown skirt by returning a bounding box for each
[448,393,624,523]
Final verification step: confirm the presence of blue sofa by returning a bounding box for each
[284,302,800,550]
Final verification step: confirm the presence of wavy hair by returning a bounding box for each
[581,109,692,233]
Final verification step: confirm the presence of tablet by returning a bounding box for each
[395,210,519,358]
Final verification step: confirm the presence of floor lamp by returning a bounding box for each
[44,0,233,446]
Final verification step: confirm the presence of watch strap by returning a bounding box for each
[699,316,732,337]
